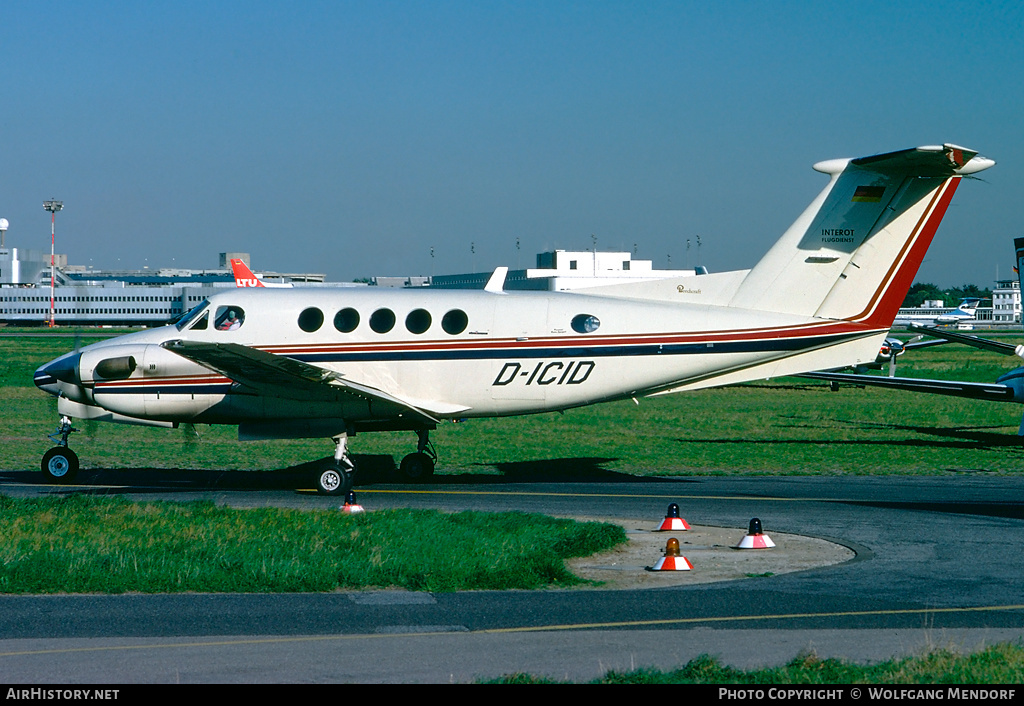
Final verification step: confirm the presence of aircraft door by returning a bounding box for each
[490,297,550,403]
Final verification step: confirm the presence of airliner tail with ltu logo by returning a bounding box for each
[230,259,292,288]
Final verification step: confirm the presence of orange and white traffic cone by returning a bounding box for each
[650,537,693,571]
[736,517,775,549]
[656,503,690,531]
[340,491,365,514]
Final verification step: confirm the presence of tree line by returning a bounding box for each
[903,282,993,308]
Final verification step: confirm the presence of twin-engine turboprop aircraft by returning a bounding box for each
[34,144,995,494]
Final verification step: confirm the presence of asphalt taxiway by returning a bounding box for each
[1,470,1023,683]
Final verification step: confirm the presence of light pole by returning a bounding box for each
[44,200,63,327]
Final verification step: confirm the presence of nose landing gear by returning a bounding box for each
[42,416,79,484]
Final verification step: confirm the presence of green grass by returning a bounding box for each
[5,331,1024,476]
[488,643,1024,683]
[0,495,626,593]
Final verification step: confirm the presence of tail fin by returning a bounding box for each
[731,144,994,328]
[231,259,292,288]
[231,259,264,287]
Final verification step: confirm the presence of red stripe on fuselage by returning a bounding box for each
[256,320,877,358]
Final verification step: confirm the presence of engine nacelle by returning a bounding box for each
[84,343,229,420]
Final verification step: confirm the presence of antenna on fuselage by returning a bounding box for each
[484,267,508,293]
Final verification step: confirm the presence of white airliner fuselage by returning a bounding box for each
[34,144,996,494]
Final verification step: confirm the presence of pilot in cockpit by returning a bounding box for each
[216,308,243,331]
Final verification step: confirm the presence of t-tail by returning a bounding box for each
[731,144,995,329]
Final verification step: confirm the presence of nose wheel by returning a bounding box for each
[42,416,79,484]
[42,447,79,483]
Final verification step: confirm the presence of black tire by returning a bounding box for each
[399,452,435,482]
[42,447,79,484]
[314,461,354,496]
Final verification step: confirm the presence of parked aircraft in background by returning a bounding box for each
[34,144,995,494]
[800,238,1024,434]
[893,297,983,328]
[231,258,292,288]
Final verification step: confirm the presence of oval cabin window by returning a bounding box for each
[441,309,469,335]
[370,308,396,333]
[571,314,600,334]
[334,308,359,333]
[406,309,431,334]
[298,307,324,332]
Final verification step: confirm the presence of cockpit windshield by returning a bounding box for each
[175,300,210,331]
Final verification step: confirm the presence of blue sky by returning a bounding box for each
[1,1,1021,286]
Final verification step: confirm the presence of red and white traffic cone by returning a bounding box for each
[650,537,693,571]
[340,491,365,514]
[736,517,774,549]
[656,503,690,531]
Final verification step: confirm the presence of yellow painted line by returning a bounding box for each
[5,482,900,505]
[2,604,1023,659]
[477,604,1024,634]
[352,488,849,503]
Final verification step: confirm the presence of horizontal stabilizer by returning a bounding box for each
[908,324,1024,359]
[797,371,1018,402]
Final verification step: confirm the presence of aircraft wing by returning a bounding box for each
[796,371,1017,402]
[161,339,449,424]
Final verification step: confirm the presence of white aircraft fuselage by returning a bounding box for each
[38,286,883,424]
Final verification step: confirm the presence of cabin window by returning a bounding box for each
[571,314,600,334]
[441,309,469,335]
[298,307,324,332]
[369,308,396,333]
[405,309,431,334]
[214,306,245,331]
[334,308,360,333]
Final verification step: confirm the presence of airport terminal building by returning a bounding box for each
[0,250,329,327]
[3,244,1020,329]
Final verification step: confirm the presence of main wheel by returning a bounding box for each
[314,461,354,496]
[42,447,79,484]
[399,452,435,482]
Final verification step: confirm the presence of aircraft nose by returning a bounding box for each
[34,351,82,388]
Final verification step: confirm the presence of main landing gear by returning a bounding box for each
[399,430,437,482]
[315,432,357,496]
[314,429,438,495]
[42,416,79,484]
